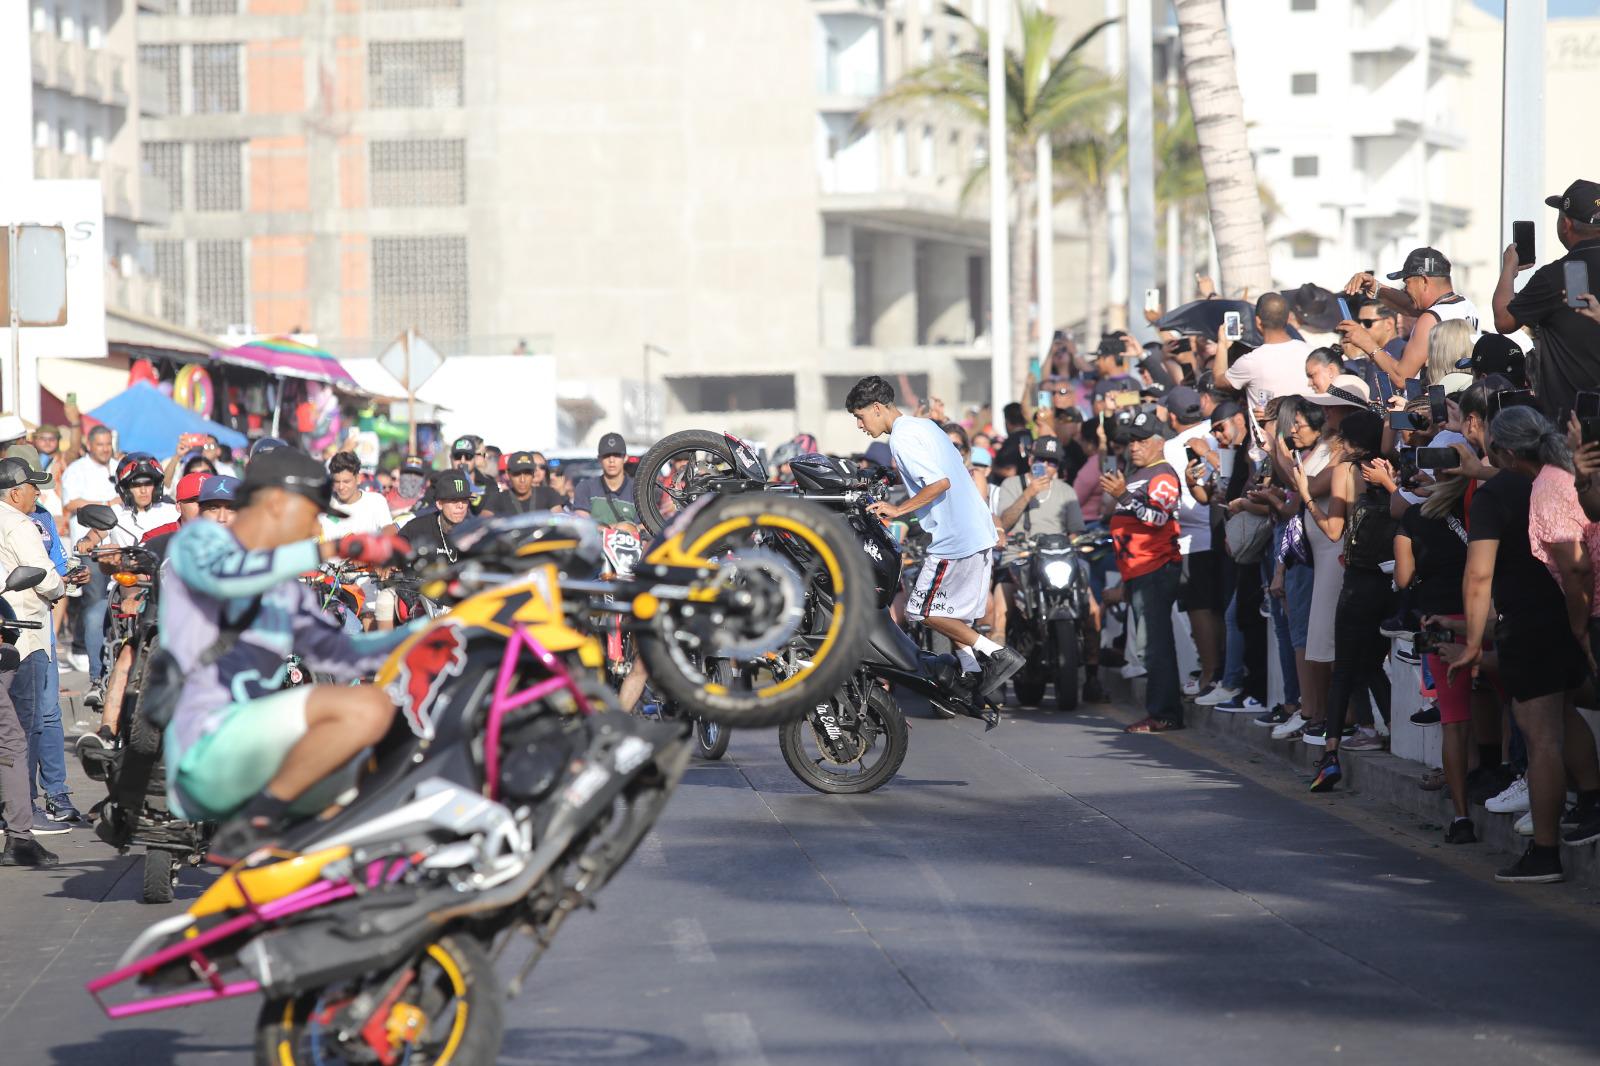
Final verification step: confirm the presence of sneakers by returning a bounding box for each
[1301,723,1356,747]
[1309,752,1342,792]
[1182,673,1204,697]
[1444,817,1477,844]
[1514,810,1534,837]
[1195,684,1241,707]
[1485,776,1530,814]
[46,794,88,826]
[1496,845,1564,884]
[28,808,73,836]
[1082,676,1107,703]
[1119,661,1147,680]
[1214,694,1265,714]
[1254,704,1294,727]
[1467,764,1517,807]
[1409,704,1441,726]
[1271,711,1307,741]
[977,647,1025,698]
[67,652,90,673]
[1379,611,1421,639]
[1392,642,1421,666]
[0,837,60,868]
[1342,728,1386,752]
[1561,809,1600,847]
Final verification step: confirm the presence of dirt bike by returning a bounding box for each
[87,496,870,1065]
[999,530,1111,711]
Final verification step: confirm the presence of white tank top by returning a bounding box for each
[1423,292,1481,337]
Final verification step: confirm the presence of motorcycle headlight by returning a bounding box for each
[1042,560,1073,588]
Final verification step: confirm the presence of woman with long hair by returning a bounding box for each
[1425,319,1473,385]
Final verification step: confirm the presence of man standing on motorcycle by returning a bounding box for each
[846,376,1025,702]
[161,449,414,863]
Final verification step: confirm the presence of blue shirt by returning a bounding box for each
[887,415,996,559]
[29,507,67,575]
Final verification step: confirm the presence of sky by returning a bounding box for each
[1471,0,1600,16]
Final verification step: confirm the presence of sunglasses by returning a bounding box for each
[1053,386,1074,395]
[451,451,475,460]
[1357,317,1380,327]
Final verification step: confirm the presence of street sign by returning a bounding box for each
[2,224,68,326]
[376,329,443,391]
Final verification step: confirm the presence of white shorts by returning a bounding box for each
[908,550,992,622]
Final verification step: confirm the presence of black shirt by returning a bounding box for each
[1468,470,1567,623]
[1398,503,1467,616]
[500,485,565,514]
[1507,239,1600,422]
[398,512,459,567]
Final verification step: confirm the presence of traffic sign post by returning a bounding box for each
[2,224,68,414]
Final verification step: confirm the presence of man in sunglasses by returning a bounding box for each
[161,448,416,863]
[447,435,507,516]
[1336,300,1402,402]
[501,451,565,514]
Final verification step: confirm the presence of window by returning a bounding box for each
[143,142,184,211]
[1291,155,1319,177]
[920,29,934,64]
[189,0,239,13]
[370,139,466,207]
[195,240,245,332]
[33,117,51,150]
[893,121,907,178]
[1289,234,1319,259]
[152,240,186,325]
[191,43,241,113]
[368,41,465,109]
[669,376,796,413]
[1290,0,1316,9]
[372,236,469,345]
[140,45,181,114]
[193,140,243,211]
[370,0,463,7]
[1290,72,1317,95]
[921,125,934,176]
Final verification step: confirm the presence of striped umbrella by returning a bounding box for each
[213,336,359,387]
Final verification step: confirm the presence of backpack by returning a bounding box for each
[1343,479,1396,572]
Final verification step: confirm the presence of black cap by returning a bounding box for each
[0,456,51,490]
[248,436,287,461]
[1209,400,1244,424]
[432,468,473,502]
[240,448,337,514]
[1545,179,1600,225]
[1386,247,1452,281]
[400,454,427,476]
[1462,332,1526,380]
[1030,436,1062,462]
[451,435,482,457]
[506,450,539,474]
[1164,385,1205,422]
[597,432,626,458]
[1125,408,1162,441]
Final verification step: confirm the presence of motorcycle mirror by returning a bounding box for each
[78,503,120,532]
[4,565,47,592]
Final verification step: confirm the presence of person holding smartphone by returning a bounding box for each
[1492,179,1600,422]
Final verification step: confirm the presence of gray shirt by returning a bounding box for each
[995,474,1085,539]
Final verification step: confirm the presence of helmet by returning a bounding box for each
[769,441,803,469]
[791,432,819,454]
[115,452,164,507]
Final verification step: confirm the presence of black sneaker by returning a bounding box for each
[0,837,60,868]
[976,647,1025,698]
[1409,704,1441,726]
[1309,752,1342,792]
[1561,810,1600,847]
[1392,642,1421,666]
[1082,676,1107,703]
[1302,723,1354,747]
[1562,795,1600,829]
[1253,704,1293,727]
[1468,765,1517,806]
[1496,845,1564,884]
[1444,818,1477,845]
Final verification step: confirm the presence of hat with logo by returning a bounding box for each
[1124,408,1163,441]
[1545,179,1600,226]
[176,471,213,503]
[248,436,288,461]
[1164,385,1205,423]
[241,448,337,513]
[451,434,482,458]
[0,456,51,490]
[597,432,627,458]
[1300,374,1372,409]
[506,450,540,474]
[399,454,428,476]
[1386,247,1453,281]
[432,468,473,502]
[1460,332,1526,382]
[199,475,240,505]
[1031,436,1063,463]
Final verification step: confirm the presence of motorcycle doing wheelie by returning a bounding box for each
[88,495,871,1066]
[999,530,1111,712]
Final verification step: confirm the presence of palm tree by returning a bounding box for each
[1173,0,1271,297]
[1054,123,1123,342]
[863,3,1115,392]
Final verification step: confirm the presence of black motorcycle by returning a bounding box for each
[999,530,1111,711]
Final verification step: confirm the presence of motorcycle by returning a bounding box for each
[999,530,1111,711]
[285,561,371,687]
[88,496,870,1065]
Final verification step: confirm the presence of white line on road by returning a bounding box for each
[668,916,715,963]
[638,832,666,867]
[703,1011,770,1066]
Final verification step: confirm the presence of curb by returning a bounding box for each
[1100,669,1600,889]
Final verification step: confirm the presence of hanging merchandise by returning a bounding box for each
[303,382,343,453]
[172,365,215,415]
[128,360,158,387]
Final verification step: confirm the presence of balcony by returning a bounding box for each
[141,175,173,227]
[105,266,165,319]
[138,61,171,117]
[103,163,135,221]
[137,0,176,11]
[51,37,85,97]
[33,146,94,181]
[30,32,51,85]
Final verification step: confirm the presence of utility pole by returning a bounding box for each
[988,0,1011,414]
[1502,3,1545,294]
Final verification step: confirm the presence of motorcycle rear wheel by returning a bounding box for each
[255,934,501,1066]
[632,429,739,536]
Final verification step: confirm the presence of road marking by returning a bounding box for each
[703,1011,769,1066]
[668,917,715,963]
[637,832,666,867]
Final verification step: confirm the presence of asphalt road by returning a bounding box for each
[4,698,1600,1066]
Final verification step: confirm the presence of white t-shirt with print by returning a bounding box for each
[319,489,395,539]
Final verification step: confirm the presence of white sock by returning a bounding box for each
[956,646,980,673]
[973,635,1003,657]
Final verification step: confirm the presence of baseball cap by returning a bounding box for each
[199,475,240,505]
[971,447,992,468]
[0,414,27,444]
[0,456,51,490]
[432,468,473,502]
[1124,408,1163,441]
[1386,246,1452,281]
[1439,371,1474,396]
[1301,374,1372,409]
[176,471,213,503]
[1208,400,1244,424]
[240,448,337,514]
[506,450,539,474]
[248,436,288,461]
[1545,179,1600,225]
[1031,436,1063,462]
[451,434,482,458]
[1461,332,1526,381]
[597,432,627,458]
[400,454,428,476]
[1164,385,1204,422]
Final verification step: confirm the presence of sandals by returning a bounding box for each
[1125,716,1185,734]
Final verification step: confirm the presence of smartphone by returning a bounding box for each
[1389,410,1420,432]
[1037,389,1051,410]
[1404,378,1423,402]
[1030,462,1049,480]
[1144,288,1161,313]
[1223,311,1243,341]
[1566,260,1591,309]
[1487,388,1537,419]
[1513,220,1535,266]
[1414,446,1460,469]
[1170,337,1192,354]
[1578,392,1600,420]
[1336,296,1352,322]
[1427,384,1447,427]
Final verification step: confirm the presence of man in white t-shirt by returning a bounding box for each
[319,451,397,539]
[60,426,119,679]
[1160,386,1222,695]
[847,375,1020,711]
[1219,292,1310,415]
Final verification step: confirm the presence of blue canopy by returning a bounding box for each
[87,382,248,458]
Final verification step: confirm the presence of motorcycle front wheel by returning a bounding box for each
[255,934,502,1066]
[1052,619,1081,712]
[778,683,908,795]
[694,718,731,760]
[632,428,740,536]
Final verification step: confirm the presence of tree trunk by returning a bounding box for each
[1010,159,1037,398]
[1083,188,1108,342]
[1173,0,1272,299]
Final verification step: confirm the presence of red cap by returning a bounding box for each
[176,471,213,503]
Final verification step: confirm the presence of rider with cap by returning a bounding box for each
[385,455,430,521]
[571,433,636,521]
[1340,247,1482,387]
[162,448,414,862]
[447,435,506,515]
[501,452,566,513]
[398,468,473,566]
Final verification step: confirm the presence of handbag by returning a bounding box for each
[1225,508,1273,564]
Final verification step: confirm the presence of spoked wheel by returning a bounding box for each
[255,935,502,1066]
[632,429,741,536]
[778,683,908,795]
[693,718,730,760]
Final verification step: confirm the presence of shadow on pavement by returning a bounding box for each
[47,1027,247,1065]
[500,1026,688,1062]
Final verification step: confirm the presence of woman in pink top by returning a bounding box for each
[1073,419,1105,523]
